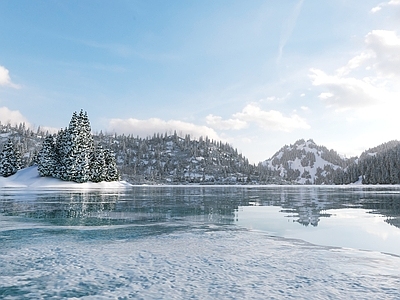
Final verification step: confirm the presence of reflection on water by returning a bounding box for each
[0,187,249,230]
[1,186,400,229]
[237,186,400,229]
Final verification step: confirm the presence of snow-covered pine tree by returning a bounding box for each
[64,111,80,181]
[54,128,70,180]
[0,139,21,177]
[90,144,107,182]
[37,135,57,177]
[34,110,121,183]
[79,110,94,155]
[74,110,94,182]
[104,149,120,181]
[55,110,93,183]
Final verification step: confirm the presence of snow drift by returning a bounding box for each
[0,166,132,189]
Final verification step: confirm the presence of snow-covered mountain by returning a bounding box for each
[263,139,356,184]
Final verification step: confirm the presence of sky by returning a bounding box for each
[1,0,400,163]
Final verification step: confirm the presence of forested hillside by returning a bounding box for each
[0,122,43,168]
[0,119,286,185]
[1,116,400,185]
[333,141,400,184]
[94,131,284,184]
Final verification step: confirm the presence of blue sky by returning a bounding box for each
[1,0,400,163]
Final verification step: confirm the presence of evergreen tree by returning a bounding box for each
[90,144,107,182]
[104,149,120,181]
[37,135,57,176]
[34,110,120,183]
[54,128,70,180]
[56,110,94,183]
[0,139,21,177]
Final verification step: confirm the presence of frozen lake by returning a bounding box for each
[1,186,400,299]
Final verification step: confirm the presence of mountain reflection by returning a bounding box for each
[236,187,400,228]
[1,186,400,229]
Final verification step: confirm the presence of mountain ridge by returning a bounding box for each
[0,120,398,185]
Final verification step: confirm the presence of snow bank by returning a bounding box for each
[0,166,132,189]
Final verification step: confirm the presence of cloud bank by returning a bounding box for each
[0,107,30,126]
[205,115,248,130]
[108,117,221,140]
[365,30,400,77]
[310,30,400,110]
[371,0,400,13]
[0,66,20,89]
[207,103,310,132]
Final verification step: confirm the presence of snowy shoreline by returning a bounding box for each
[2,166,397,190]
[0,166,132,189]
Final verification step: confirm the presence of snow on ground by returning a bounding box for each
[350,175,363,185]
[0,166,132,189]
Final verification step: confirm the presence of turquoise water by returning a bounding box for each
[1,186,400,299]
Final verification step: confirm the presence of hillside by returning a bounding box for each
[263,139,356,184]
[2,120,400,185]
[333,141,400,185]
[0,122,287,185]
[95,132,287,185]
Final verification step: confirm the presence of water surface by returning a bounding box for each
[1,186,400,299]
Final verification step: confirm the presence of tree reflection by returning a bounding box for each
[1,186,400,229]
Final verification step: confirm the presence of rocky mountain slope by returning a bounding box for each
[263,139,356,184]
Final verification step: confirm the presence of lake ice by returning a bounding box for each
[1,186,400,299]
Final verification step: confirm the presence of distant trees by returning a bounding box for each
[36,110,120,183]
[333,142,400,185]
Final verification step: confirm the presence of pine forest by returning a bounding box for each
[0,111,399,185]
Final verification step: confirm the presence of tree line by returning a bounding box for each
[1,113,399,185]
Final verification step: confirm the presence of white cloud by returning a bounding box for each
[205,114,248,130]
[40,126,60,134]
[336,52,373,76]
[206,104,310,132]
[318,92,334,100]
[232,103,310,132]
[108,117,221,140]
[371,0,400,13]
[310,68,382,110]
[0,107,30,126]
[365,30,400,77]
[371,6,382,13]
[205,104,309,132]
[0,66,20,89]
[310,30,400,111]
